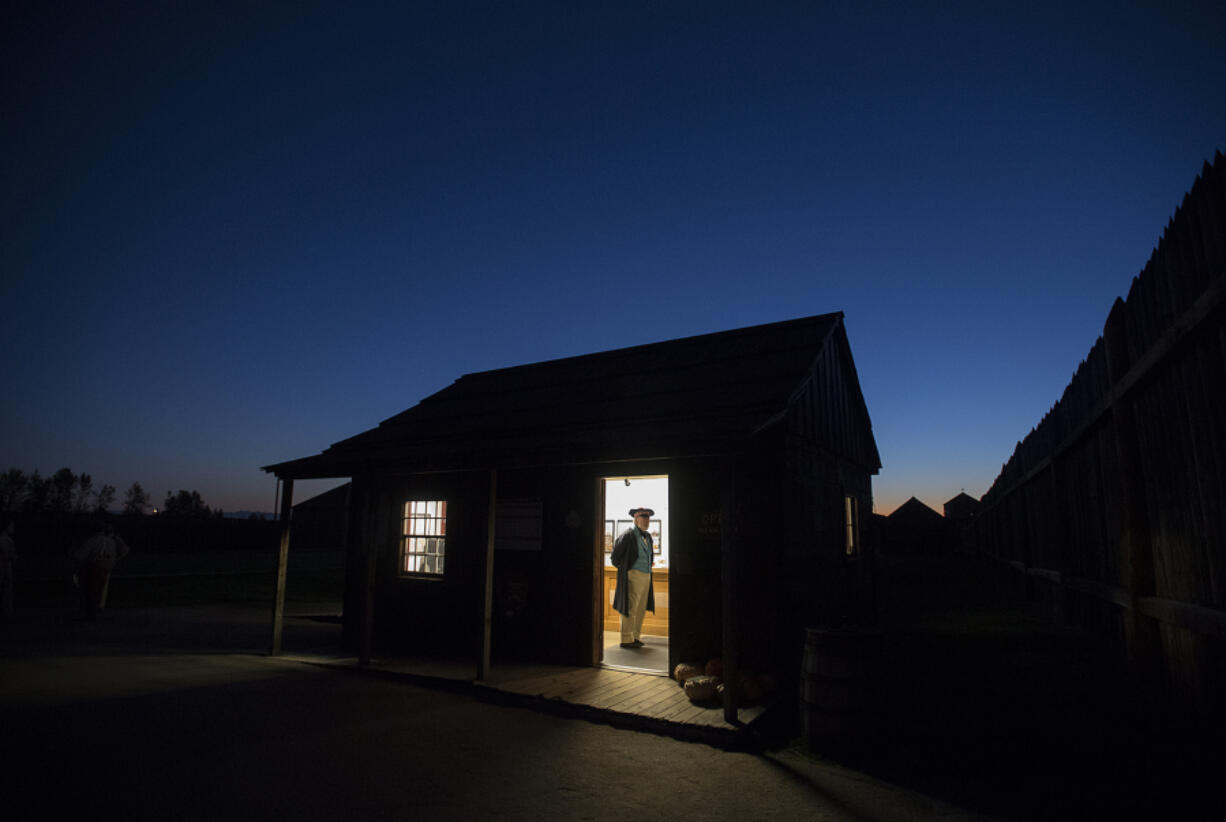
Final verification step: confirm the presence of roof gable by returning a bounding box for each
[943,491,980,515]
[888,496,944,523]
[266,313,878,477]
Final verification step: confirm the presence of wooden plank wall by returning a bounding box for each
[976,151,1226,718]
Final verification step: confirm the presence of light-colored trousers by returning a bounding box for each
[620,569,651,643]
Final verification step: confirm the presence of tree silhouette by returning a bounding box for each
[163,489,211,517]
[73,473,94,513]
[123,482,150,516]
[0,469,28,514]
[48,468,76,513]
[93,484,116,514]
[24,471,49,512]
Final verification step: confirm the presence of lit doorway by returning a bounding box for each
[599,475,669,675]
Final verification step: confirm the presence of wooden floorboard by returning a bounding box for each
[298,654,768,744]
[656,695,705,722]
[463,662,768,742]
[606,678,676,713]
[588,674,644,707]
[673,701,719,725]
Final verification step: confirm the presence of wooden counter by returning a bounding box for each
[603,566,669,635]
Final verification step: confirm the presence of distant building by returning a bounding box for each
[289,482,350,552]
[884,496,947,554]
[943,492,980,522]
[943,491,979,553]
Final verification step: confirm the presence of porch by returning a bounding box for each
[281,650,776,748]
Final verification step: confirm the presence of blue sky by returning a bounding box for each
[3,1,1224,515]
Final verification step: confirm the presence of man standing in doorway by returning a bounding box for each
[611,507,656,649]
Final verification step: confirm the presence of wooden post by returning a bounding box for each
[1047,458,1068,626]
[592,476,605,668]
[477,468,497,681]
[269,478,294,656]
[358,481,377,667]
[1103,299,1162,687]
[720,462,739,724]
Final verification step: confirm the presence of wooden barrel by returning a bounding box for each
[799,627,882,753]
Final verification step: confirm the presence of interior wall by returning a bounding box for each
[603,475,669,567]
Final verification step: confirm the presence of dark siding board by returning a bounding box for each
[737,443,786,674]
[356,472,489,657]
[1185,322,1226,608]
[491,464,608,666]
[1138,365,1203,606]
[668,459,725,668]
[1098,423,1125,589]
[341,475,373,652]
[790,331,879,474]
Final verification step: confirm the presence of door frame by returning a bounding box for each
[591,472,669,667]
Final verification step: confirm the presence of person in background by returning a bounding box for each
[0,518,16,620]
[73,521,129,619]
[610,507,656,649]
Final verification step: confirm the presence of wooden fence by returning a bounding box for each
[976,151,1226,719]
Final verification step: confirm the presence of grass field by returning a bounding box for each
[14,547,344,608]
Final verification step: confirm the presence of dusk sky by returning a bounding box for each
[3,1,1224,516]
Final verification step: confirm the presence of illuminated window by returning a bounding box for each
[844,495,860,557]
[401,500,447,576]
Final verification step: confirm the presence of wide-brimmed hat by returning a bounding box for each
[628,507,655,517]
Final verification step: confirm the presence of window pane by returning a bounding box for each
[843,495,858,556]
[400,499,447,576]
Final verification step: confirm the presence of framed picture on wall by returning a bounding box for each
[608,518,663,554]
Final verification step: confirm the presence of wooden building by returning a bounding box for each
[288,481,350,552]
[883,496,948,554]
[263,313,880,700]
[943,492,980,553]
[943,492,980,523]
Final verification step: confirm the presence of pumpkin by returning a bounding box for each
[673,663,701,685]
[683,675,720,702]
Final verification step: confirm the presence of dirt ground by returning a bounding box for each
[863,552,1222,821]
[1,599,999,822]
[1,643,1003,822]
[1,551,1220,820]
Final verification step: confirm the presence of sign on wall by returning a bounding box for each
[495,499,543,551]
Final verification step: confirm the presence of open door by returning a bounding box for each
[598,475,669,675]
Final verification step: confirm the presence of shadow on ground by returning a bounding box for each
[4,552,1222,820]
[796,551,1223,821]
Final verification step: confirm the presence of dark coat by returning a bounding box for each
[610,527,655,617]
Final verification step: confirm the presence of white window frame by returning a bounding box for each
[843,494,860,558]
[400,500,447,576]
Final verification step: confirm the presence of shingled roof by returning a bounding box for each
[264,312,879,478]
